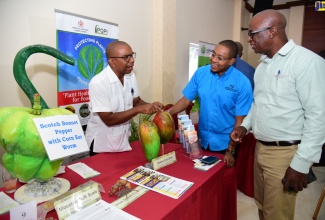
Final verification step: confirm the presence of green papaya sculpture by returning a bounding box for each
[139,121,160,162]
[0,45,75,182]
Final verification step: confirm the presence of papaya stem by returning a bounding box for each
[27,93,42,115]
[13,45,75,109]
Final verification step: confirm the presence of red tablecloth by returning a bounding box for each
[1,141,237,220]
[234,132,256,198]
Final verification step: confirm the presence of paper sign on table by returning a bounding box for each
[33,114,89,161]
[54,181,101,220]
[66,200,140,220]
[0,192,19,215]
[68,162,100,179]
[10,200,37,220]
[152,151,177,170]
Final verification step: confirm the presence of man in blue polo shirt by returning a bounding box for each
[233,41,255,90]
[167,40,253,168]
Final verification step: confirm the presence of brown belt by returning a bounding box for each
[258,140,301,146]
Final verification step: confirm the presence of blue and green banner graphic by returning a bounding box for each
[55,10,118,125]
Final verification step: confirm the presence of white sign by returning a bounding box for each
[66,200,140,220]
[54,182,101,220]
[33,114,89,161]
[10,200,37,220]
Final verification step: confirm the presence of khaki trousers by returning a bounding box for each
[254,141,298,220]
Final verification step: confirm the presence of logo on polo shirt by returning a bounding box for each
[315,1,325,11]
[225,84,237,92]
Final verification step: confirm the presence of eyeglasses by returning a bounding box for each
[248,27,272,39]
[210,53,231,61]
[109,52,136,62]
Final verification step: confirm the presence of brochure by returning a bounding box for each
[121,166,193,199]
[67,162,100,179]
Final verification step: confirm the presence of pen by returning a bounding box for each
[277,70,280,80]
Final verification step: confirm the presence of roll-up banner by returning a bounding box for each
[55,9,118,126]
[198,41,215,68]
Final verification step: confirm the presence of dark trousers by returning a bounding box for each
[89,140,99,157]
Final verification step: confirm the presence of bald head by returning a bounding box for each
[248,9,288,58]
[235,41,243,57]
[251,9,287,38]
[106,41,131,59]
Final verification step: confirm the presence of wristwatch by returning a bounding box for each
[226,148,235,156]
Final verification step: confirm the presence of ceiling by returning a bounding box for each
[244,0,316,12]
[247,0,301,6]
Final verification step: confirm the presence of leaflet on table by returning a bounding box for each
[183,124,195,152]
[66,199,140,220]
[179,119,192,144]
[67,162,100,179]
[0,192,19,215]
[193,156,221,171]
[177,114,189,143]
[120,166,193,199]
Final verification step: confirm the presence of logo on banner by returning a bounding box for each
[78,20,84,27]
[200,44,213,56]
[95,25,108,35]
[73,20,88,33]
[315,1,325,11]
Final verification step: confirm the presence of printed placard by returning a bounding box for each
[54,182,101,220]
[10,200,37,220]
[33,114,89,161]
[152,151,177,170]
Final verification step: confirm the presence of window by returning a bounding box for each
[189,43,199,81]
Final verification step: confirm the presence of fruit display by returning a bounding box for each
[153,111,175,144]
[139,121,160,161]
[0,45,75,182]
[138,109,175,160]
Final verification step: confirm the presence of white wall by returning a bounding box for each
[174,0,235,101]
[0,0,237,107]
[243,8,304,68]
[0,0,153,107]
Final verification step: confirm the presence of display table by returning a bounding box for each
[0,141,237,220]
[234,132,256,198]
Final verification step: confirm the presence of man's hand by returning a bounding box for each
[282,166,308,193]
[152,101,164,112]
[137,104,157,115]
[230,126,247,143]
[224,152,235,168]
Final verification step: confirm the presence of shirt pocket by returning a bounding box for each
[110,97,121,112]
[217,90,237,111]
[275,74,296,97]
[126,93,133,109]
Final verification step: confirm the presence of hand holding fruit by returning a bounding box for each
[152,101,164,111]
[137,102,163,115]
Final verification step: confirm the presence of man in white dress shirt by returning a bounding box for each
[85,41,163,155]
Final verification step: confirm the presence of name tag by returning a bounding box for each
[54,182,101,219]
[152,151,177,170]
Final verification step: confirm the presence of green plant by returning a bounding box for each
[129,118,139,142]
[191,97,200,113]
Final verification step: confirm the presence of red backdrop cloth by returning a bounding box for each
[194,121,255,198]
[234,132,256,198]
[1,141,237,220]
